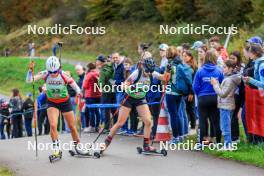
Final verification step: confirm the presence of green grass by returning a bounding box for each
[185,124,264,168]
[39,50,96,62]
[0,56,77,97]
[204,142,264,168]
[0,166,13,176]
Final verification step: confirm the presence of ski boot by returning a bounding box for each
[49,140,62,163]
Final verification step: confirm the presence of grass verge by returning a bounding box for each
[0,166,13,176]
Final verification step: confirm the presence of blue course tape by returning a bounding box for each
[0,102,161,118]
[86,101,160,108]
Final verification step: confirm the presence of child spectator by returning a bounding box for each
[211,60,241,150]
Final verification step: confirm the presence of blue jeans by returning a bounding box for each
[179,96,189,135]
[24,118,33,136]
[86,98,100,128]
[220,109,233,147]
[0,116,4,139]
[81,112,86,128]
[166,94,183,138]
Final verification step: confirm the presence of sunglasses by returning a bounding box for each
[48,70,59,74]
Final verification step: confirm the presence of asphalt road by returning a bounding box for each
[0,133,263,176]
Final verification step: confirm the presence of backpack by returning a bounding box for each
[170,61,192,95]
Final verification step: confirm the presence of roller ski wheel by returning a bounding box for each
[49,151,62,163]
[136,147,167,157]
[93,152,101,158]
[68,146,100,159]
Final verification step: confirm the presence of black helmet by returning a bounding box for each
[143,57,155,73]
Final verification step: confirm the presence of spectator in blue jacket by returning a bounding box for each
[244,44,264,89]
[110,52,127,134]
[37,85,49,135]
[193,49,224,148]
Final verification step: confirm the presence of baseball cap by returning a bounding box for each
[246,36,263,45]
[159,43,169,50]
[96,54,106,62]
[27,92,32,97]
[191,41,203,49]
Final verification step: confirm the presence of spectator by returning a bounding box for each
[110,53,127,134]
[0,99,10,139]
[37,85,49,135]
[153,46,193,144]
[244,44,264,89]
[214,44,225,68]
[197,44,208,67]
[159,43,169,74]
[75,64,86,130]
[31,43,35,57]
[193,49,224,148]
[22,93,34,137]
[182,51,198,134]
[211,60,241,150]
[9,88,23,138]
[191,41,203,50]
[229,51,245,142]
[97,54,116,133]
[83,63,102,133]
[209,36,228,61]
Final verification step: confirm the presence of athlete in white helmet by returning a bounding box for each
[26,56,82,159]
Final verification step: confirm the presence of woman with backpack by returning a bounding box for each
[153,46,193,144]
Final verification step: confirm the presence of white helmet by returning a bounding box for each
[46,56,60,72]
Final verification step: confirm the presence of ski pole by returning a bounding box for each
[90,61,142,145]
[30,59,38,158]
[91,94,130,144]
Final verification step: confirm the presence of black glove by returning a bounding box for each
[166,64,172,73]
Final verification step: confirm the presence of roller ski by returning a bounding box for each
[137,138,167,156]
[68,143,100,158]
[49,140,62,163]
[136,146,167,156]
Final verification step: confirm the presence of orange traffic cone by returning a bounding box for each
[154,103,171,142]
